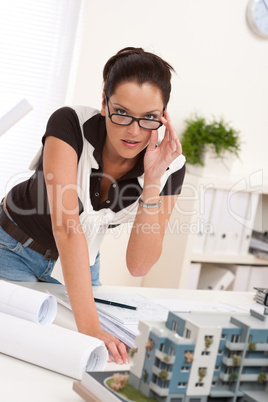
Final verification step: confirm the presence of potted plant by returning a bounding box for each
[180,115,241,177]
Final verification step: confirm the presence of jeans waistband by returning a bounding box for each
[0,203,58,260]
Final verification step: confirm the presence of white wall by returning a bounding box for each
[71,0,268,178]
[66,0,268,286]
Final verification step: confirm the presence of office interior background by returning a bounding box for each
[0,0,267,288]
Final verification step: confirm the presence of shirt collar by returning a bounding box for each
[83,113,146,179]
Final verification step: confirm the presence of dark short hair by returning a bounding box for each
[103,47,175,107]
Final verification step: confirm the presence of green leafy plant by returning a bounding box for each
[204,336,214,350]
[163,353,171,363]
[198,367,207,382]
[158,369,168,381]
[129,347,138,358]
[258,372,267,385]
[248,342,257,351]
[228,372,238,382]
[143,370,149,383]
[232,354,242,367]
[180,115,241,166]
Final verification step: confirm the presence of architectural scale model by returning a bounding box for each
[128,307,268,402]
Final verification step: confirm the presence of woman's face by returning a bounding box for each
[101,81,164,162]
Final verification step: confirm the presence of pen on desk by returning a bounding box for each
[94,298,137,310]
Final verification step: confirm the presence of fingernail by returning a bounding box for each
[124,358,129,364]
[117,359,123,365]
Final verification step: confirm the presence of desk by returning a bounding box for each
[0,283,255,402]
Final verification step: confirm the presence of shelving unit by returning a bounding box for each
[142,172,268,290]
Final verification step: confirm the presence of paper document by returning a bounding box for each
[94,293,169,325]
[0,312,108,379]
[51,290,169,348]
[151,298,249,313]
[0,280,57,325]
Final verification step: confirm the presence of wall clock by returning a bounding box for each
[247,0,268,38]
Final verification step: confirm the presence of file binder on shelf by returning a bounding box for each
[212,190,234,255]
[239,192,260,255]
[228,265,252,291]
[226,191,250,255]
[193,188,214,253]
[203,189,226,254]
[247,267,268,292]
[186,263,202,289]
[197,264,235,291]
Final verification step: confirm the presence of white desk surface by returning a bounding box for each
[0,283,256,402]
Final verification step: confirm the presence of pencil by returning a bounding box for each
[94,298,137,310]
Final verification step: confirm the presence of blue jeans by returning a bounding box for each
[0,203,101,285]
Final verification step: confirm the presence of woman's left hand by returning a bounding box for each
[143,110,182,183]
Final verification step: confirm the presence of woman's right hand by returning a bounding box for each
[90,327,129,365]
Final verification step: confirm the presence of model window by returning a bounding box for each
[152,374,157,384]
[155,358,161,368]
[172,320,178,332]
[185,328,191,338]
[201,351,210,355]
[231,334,240,342]
[159,342,165,352]
[177,382,186,387]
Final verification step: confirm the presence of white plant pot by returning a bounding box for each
[186,149,236,178]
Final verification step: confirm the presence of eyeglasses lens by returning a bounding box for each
[111,114,161,130]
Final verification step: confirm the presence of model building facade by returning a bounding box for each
[129,308,268,402]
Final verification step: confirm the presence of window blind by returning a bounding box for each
[0,0,83,198]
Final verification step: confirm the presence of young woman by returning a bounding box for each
[0,47,185,364]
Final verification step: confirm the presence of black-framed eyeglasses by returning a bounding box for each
[105,95,163,130]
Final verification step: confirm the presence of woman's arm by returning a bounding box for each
[127,111,182,276]
[43,136,129,364]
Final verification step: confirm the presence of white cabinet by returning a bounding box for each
[142,172,268,290]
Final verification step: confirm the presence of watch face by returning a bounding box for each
[247,0,268,38]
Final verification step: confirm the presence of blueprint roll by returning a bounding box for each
[0,280,57,325]
[0,312,109,379]
[0,98,33,137]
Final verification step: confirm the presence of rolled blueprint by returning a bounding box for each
[0,98,33,137]
[0,280,57,325]
[0,312,109,379]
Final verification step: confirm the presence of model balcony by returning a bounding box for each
[225,341,268,352]
[222,355,268,367]
[149,382,169,397]
[225,341,245,351]
[155,349,176,364]
[220,372,260,382]
[255,343,268,352]
[240,373,259,381]
[243,358,268,366]
[152,366,173,380]
[222,356,236,366]
[220,372,232,382]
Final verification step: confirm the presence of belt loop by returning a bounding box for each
[22,238,33,248]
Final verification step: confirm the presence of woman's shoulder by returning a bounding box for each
[42,106,101,159]
[46,106,100,128]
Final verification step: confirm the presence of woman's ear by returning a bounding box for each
[100,91,106,116]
